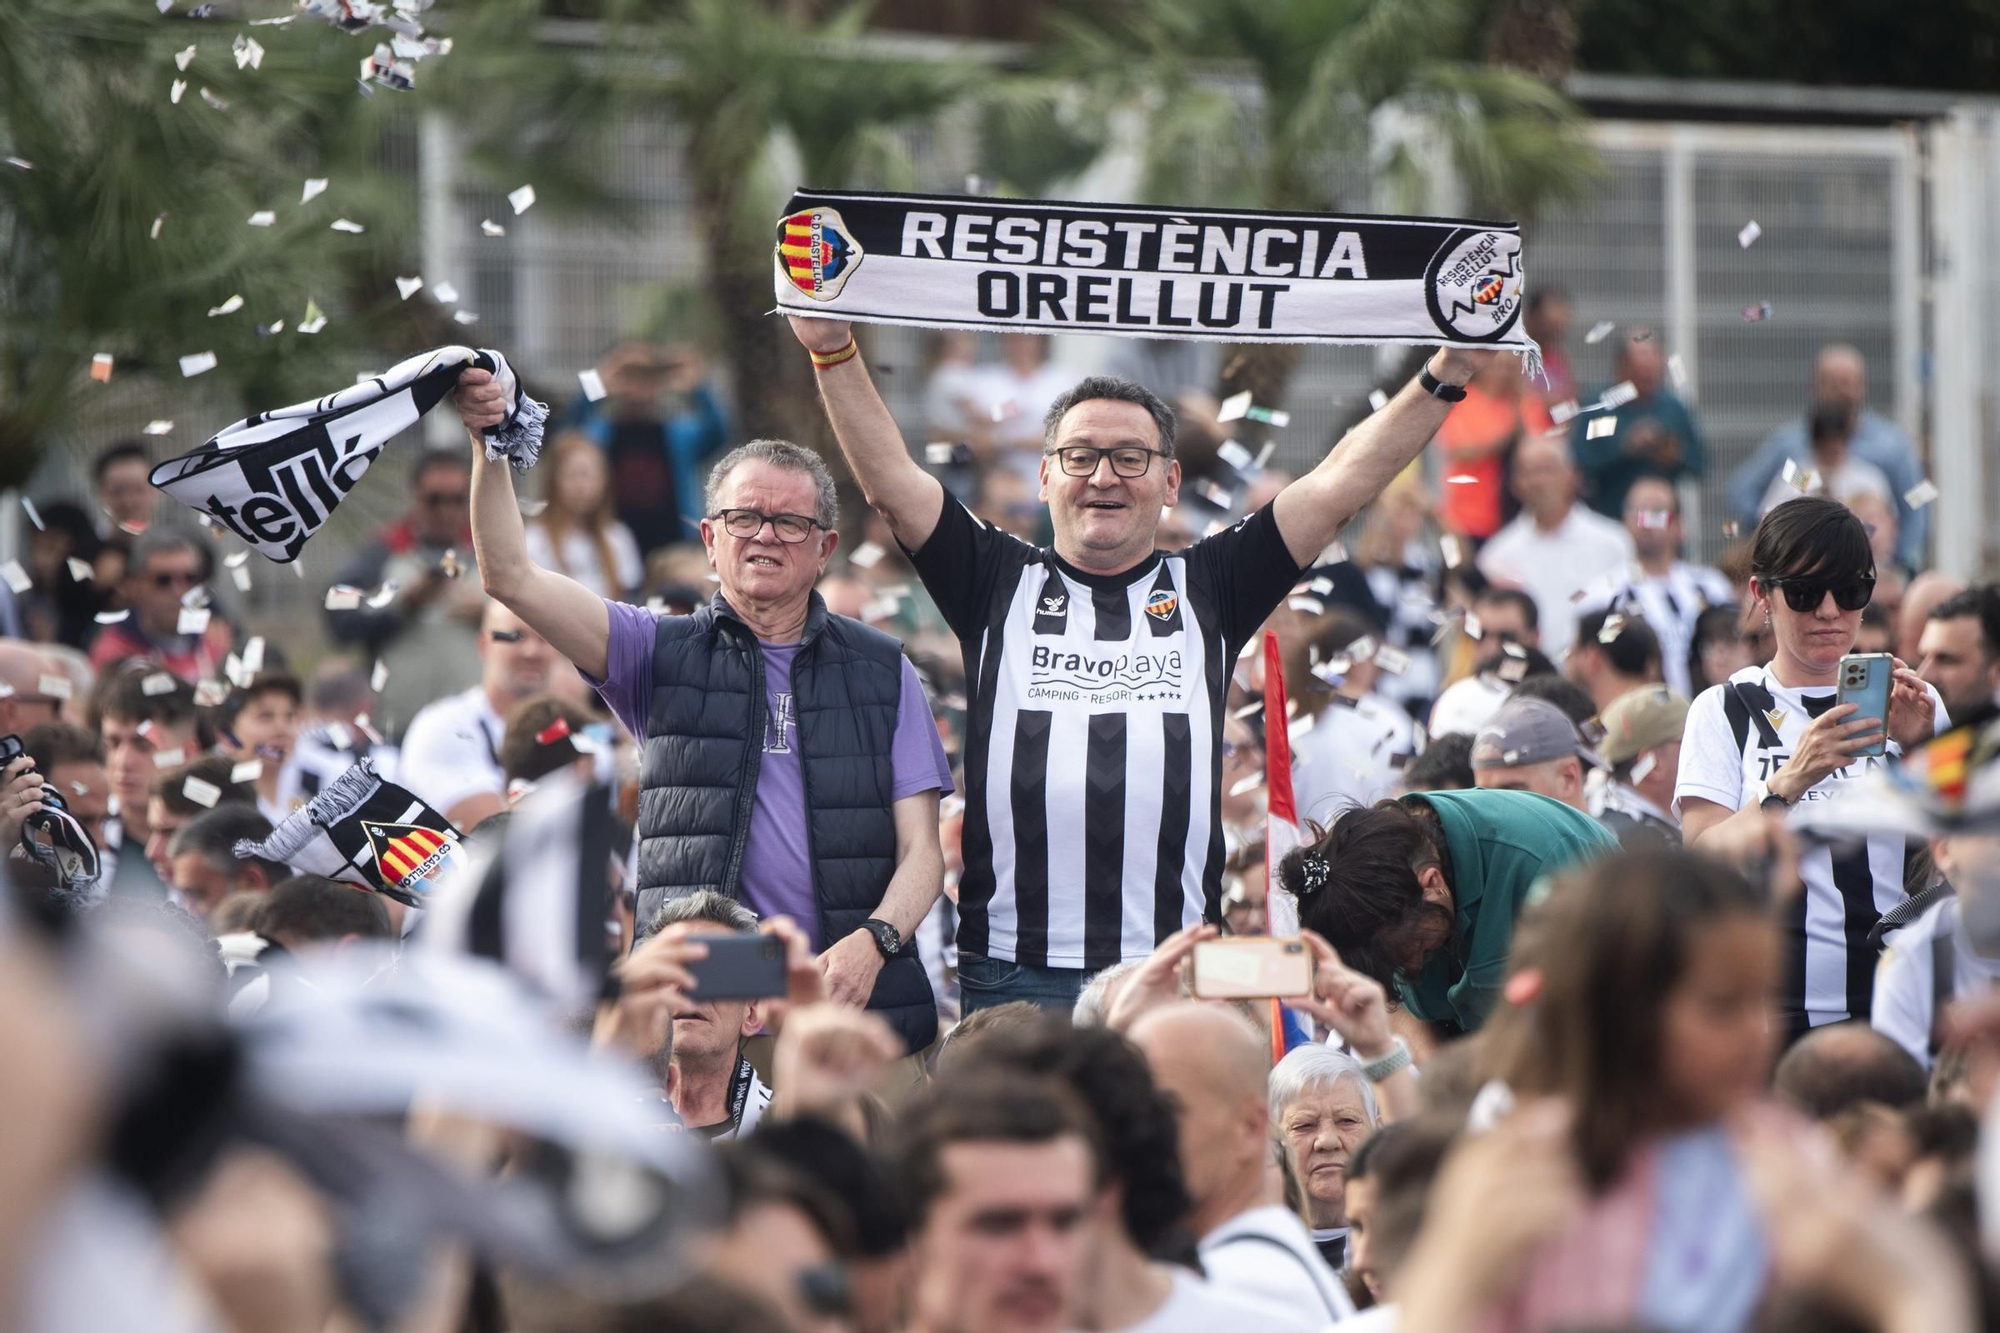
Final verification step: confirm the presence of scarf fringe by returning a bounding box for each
[237,758,383,865]
[486,391,548,472]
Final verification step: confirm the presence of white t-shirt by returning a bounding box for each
[1476,506,1637,658]
[1292,693,1416,824]
[1199,1204,1356,1325]
[1675,662,1948,1025]
[524,519,645,602]
[1872,897,2000,1070]
[397,685,507,817]
[1087,1266,1317,1333]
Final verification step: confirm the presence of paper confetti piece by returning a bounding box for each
[452,310,478,324]
[364,582,399,609]
[430,280,459,304]
[1629,751,1657,784]
[1288,596,1325,616]
[233,34,265,69]
[224,551,250,569]
[1549,399,1579,425]
[150,214,166,240]
[1904,479,1940,510]
[180,351,217,378]
[1667,353,1687,392]
[230,760,264,785]
[1445,473,1478,485]
[247,210,276,227]
[1584,320,1616,345]
[256,320,286,337]
[370,660,389,692]
[1737,220,1761,249]
[38,674,72,702]
[142,672,179,697]
[302,177,328,204]
[1585,416,1617,440]
[175,44,198,70]
[176,607,211,635]
[1217,439,1254,471]
[144,420,174,437]
[19,498,42,533]
[1367,388,1389,413]
[208,294,243,317]
[1373,645,1411,675]
[1601,381,1639,409]
[199,87,228,111]
[325,586,362,611]
[66,558,93,583]
[170,79,187,104]
[1742,301,1771,323]
[330,218,365,233]
[152,747,187,770]
[850,541,886,569]
[1227,773,1266,797]
[1441,534,1464,569]
[231,564,252,592]
[508,184,536,215]
[90,354,113,383]
[394,275,424,300]
[924,443,958,465]
[241,636,265,674]
[181,776,222,808]
[1217,390,1251,423]
[0,561,29,594]
[480,218,506,237]
[1246,406,1291,427]
[577,369,607,401]
[298,298,327,334]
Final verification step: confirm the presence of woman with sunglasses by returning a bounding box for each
[1676,497,1945,1044]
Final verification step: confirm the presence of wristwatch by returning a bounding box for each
[1749,778,1792,813]
[859,918,903,959]
[1418,365,1468,402]
[1359,1036,1414,1083]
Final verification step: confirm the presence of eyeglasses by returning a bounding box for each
[150,569,201,589]
[489,629,524,643]
[710,508,823,543]
[1046,445,1167,478]
[1762,573,1875,614]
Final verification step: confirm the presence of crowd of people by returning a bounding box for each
[3,291,2000,1333]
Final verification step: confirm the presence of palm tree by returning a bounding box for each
[1045,0,1597,414]
[0,0,613,488]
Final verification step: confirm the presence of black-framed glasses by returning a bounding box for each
[710,508,823,543]
[1762,573,1875,614]
[1046,445,1166,478]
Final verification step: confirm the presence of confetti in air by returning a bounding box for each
[508,184,537,215]
[330,218,366,233]
[90,354,113,383]
[577,369,607,402]
[247,210,276,227]
[1584,320,1616,345]
[179,351,217,377]
[1737,220,1762,249]
[1904,480,1940,510]
[1585,416,1617,440]
[1367,389,1389,413]
[207,294,244,317]
[394,275,424,300]
[302,178,328,204]
[480,219,506,237]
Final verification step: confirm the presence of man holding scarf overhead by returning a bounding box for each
[788,314,1492,1012]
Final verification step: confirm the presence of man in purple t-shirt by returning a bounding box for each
[449,373,951,1030]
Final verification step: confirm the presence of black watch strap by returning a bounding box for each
[861,918,902,958]
[1418,365,1468,402]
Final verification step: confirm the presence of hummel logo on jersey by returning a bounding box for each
[1042,594,1067,616]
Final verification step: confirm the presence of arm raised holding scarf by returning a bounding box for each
[791,314,1492,570]
[451,369,612,679]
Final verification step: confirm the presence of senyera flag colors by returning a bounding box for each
[773,188,1535,358]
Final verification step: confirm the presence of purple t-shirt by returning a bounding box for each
[589,598,953,947]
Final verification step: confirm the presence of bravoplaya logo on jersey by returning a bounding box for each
[1027,644,1184,703]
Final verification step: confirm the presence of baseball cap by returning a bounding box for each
[1471,696,1604,771]
[1597,685,1690,767]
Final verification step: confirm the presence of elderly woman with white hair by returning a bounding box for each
[1270,1044,1382,1270]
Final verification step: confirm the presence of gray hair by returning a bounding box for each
[1041,376,1178,458]
[640,888,757,942]
[703,439,838,530]
[1268,1044,1381,1131]
[1072,957,1147,1027]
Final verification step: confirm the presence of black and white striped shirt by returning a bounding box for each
[910,498,1301,970]
[1675,663,1947,1027]
[1578,559,1735,699]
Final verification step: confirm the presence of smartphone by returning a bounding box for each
[1191,937,1313,1000]
[1836,652,1894,758]
[682,933,789,1001]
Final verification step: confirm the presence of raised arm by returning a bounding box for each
[452,369,612,679]
[788,315,945,551]
[1269,348,1492,568]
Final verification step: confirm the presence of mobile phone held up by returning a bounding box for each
[1191,937,1313,1001]
[683,933,789,1001]
[1836,652,1894,759]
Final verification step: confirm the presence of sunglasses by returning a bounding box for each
[1761,573,1874,614]
[150,570,201,589]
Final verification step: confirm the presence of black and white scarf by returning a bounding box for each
[150,346,546,563]
[773,188,1536,362]
[234,758,463,907]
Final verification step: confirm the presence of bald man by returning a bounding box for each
[1129,1004,1354,1324]
[1730,344,1928,568]
[397,601,558,829]
[0,640,62,739]
[1476,437,1636,658]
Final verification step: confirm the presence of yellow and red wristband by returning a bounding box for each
[808,338,859,370]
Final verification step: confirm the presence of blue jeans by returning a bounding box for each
[958,953,1091,1016]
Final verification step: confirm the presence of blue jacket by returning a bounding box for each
[555,384,730,536]
[1727,408,1927,569]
